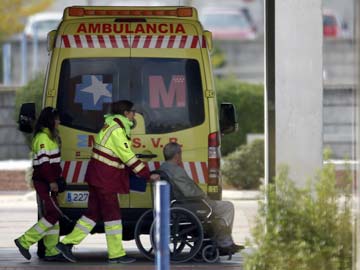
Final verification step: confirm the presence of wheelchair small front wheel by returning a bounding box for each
[192,251,204,262]
[202,245,219,263]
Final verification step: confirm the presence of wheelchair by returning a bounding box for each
[134,171,235,263]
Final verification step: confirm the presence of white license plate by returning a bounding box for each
[65,191,89,203]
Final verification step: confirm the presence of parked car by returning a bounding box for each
[323,9,349,39]
[200,7,257,40]
[24,12,63,40]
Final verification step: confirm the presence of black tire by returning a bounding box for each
[135,207,204,263]
[202,245,219,263]
[192,251,204,262]
[134,209,156,261]
[166,207,204,263]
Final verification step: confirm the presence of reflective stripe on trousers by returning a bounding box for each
[61,215,96,245]
[18,217,54,249]
[43,222,60,256]
[104,219,126,259]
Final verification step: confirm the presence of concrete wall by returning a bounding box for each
[213,38,355,86]
[275,0,323,185]
[323,86,356,159]
[0,88,29,160]
[4,40,49,86]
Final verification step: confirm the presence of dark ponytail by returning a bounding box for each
[33,107,60,141]
[110,100,134,116]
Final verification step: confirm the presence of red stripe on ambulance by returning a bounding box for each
[121,35,130,48]
[143,35,152,48]
[85,35,94,48]
[202,36,207,48]
[61,161,70,181]
[132,35,140,48]
[179,35,187,48]
[167,35,175,48]
[73,161,82,183]
[98,35,106,48]
[155,35,164,48]
[200,162,209,183]
[109,35,117,48]
[189,162,199,184]
[191,36,199,48]
[61,161,208,184]
[62,35,70,47]
[57,35,206,49]
[74,35,82,48]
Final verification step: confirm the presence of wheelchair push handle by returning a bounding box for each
[136,153,158,159]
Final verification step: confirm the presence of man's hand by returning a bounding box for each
[49,182,59,193]
[149,174,161,182]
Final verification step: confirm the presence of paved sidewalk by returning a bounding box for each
[0,157,262,248]
[0,190,258,270]
[0,189,260,249]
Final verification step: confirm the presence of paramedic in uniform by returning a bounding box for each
[15,107,64,261]
[159,142,244,254]
[56,100,159,264]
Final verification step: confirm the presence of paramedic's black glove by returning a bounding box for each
[56,177,67,193]
[151,170,169,181]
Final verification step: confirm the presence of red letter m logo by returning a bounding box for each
[149,75,186,108]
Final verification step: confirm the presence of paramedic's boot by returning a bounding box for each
[108,255,136,264]
[43,253,66,262]
[105,220,135,263]
[14,217,54,260]
[14,239,31,260]
[56,215,96,263]
[56,243,76,262]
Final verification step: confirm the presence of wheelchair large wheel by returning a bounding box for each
[166,207,204,263]
[135,207,204,263]
[134,209,156,261]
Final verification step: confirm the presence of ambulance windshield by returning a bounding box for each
[57,58,205,134]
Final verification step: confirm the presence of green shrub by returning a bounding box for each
[244,162,353,270]
[222,139,264,190]
[216,77,264,156]
[15,73,44,145]
[210,45,226,68]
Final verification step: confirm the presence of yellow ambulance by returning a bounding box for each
[19,6,237,243]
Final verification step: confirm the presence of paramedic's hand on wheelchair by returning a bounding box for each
[149,173,161,182]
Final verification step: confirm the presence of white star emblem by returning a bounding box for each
[80,75,112,105]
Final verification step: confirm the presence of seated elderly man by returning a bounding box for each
[158,142,244,254]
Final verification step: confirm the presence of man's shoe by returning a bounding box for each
[108,255,136,264]
[14,239,31,260]
[231,243,245,253]
[218,246,233,256]
[43,253,67,262]
[55,243,76,263]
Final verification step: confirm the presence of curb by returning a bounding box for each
[223,190,262,201]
